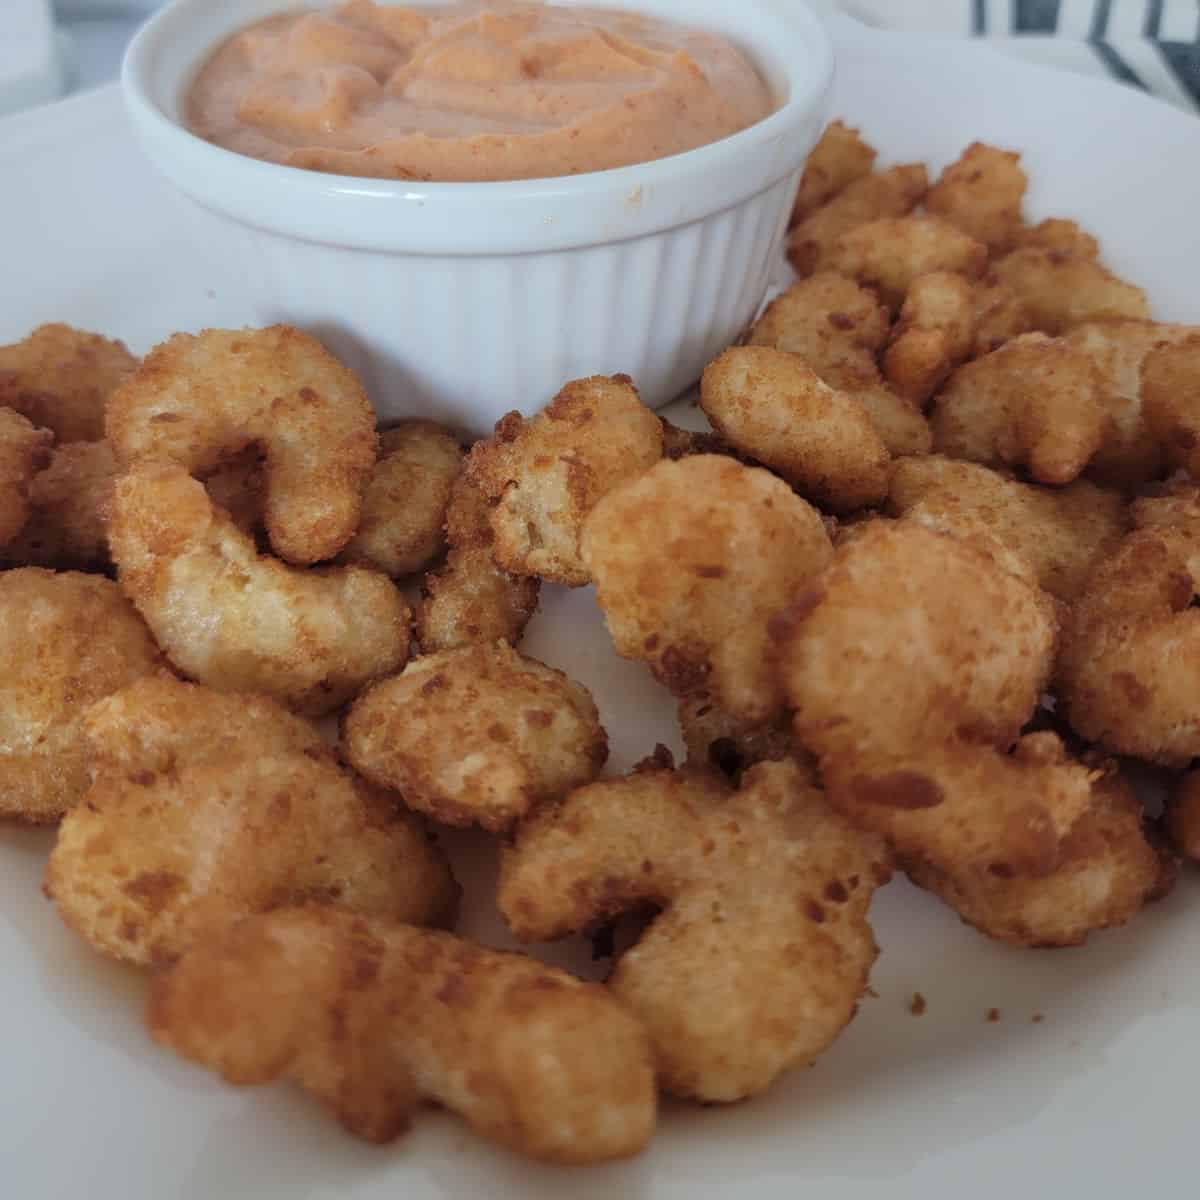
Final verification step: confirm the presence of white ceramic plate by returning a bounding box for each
[3,17,1200,1199]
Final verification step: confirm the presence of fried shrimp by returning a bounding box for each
[822,215,988,311]
[925,142,1027,252]
[499,758,890,1102]
[0,323,137,442]
[338,421,463,578]
[889,456,1128,602]
[747,273,932,456]
[700,347,890,513]
[990,247,1150,334]
[791,120,877,223]
[148,906,657,1162]
[1066,321,1199,488]
[906,771,1174,947]
[2,439,116,570]
[0,570,161,823]
[1011,218,1100,259]
[775,521,1089,876]
[581,455,833,723]
[465,375,663,587]
[931,332,1109,485]
[882,271,976,404]
[1143,334,1200,479]
[1058,497,1200,766]
[787,163,928,276]
[109,464,410,716]
[971,278,1035,358]
[414,474,540,653]
[0,408,52,547]
[45,676,458,966]
[107,326,377,565]
[343,641,607,832]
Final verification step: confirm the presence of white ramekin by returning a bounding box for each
[122,0,833,434]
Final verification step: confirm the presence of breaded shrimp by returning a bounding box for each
[700,347,890,513]
[45,676,458,966]
[791,120,877,223]
[882,271,976,405]
[338,420,463,578]
[0,323,137,442]
[148,906,657,1162]
[1143,334,1200,479]
[109,464,410,715]
[499,758,890,1102]
[925,142,1027,252]
[1011,218,1100,259]
[0,570,161,823]
[0,407,52,547]
[343,641,607,832]
[107,326,377,565]
[465,375,663,587]
[971,277,1035,357]
[931,333,1109,485]
[581,455,833,723]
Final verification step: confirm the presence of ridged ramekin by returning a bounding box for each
[122,0,833,433]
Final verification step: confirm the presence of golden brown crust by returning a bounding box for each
[147,906,657,1162]
[1011,218,1100,260]
[1167,771,1200,862]
[45,676,457,965]
[883,271,976,404]
[109,464,411,716]
[931,332,1109,484]
[465,375,663,587]
[787,163,928,276]
[0,407,53,547]
[790,120,878,224]
[0,323,137,442]
[337,420,463,577]
[342,642,607,832]
[499,759,890,1102]
[1142,334,1200,479]
[678,692,813,781]
[107,326,377,565]
[971,277,1036,358]
[581,455,833,723]
[700,346,890,513]
[0,570,162,823]
[925,142,1027,252]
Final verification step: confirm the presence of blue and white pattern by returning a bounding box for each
[841,0,1200,111]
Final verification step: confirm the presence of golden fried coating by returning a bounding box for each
[1065,321,1197,488]
[700,347,890,513]
[1,439,115,570]
[465,375,662,587]
[0,407,52,547]
[787,163,928,277]
[1167,771,1200,862]
[889,456,1128,602]
[990,247,1150,335]
[499,758,890,1102]
[746,274,932,457]
[414,474,540,654]
[1058,508,1200,766]
[107,326,377,565]
[678,692,810,781]
[343,641,607,832]
[110,464,410,716]
[775,521,1087,876]
[338,421,463,578]
[931,332,1108,485]
[0,323,137,442]
[0,570,161,823]
[791,120,877,223]
[46,676,457,966]
[822,215,988,311]
[906,772,1173,947]
[1011,218,1100,259]
[582,455,833,723]
[971,277,1036,357]
[882,271,976,404]
[925,142,1027,251]
[148,906,656,1162]
[1143,335,1200,479]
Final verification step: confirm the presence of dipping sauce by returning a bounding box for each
[185,1,776,182]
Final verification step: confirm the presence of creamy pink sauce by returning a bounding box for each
[184,1,775,182]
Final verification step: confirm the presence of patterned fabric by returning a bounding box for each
[840,0,1200,111]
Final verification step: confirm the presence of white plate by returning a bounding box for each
[3,17,1200,1199]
